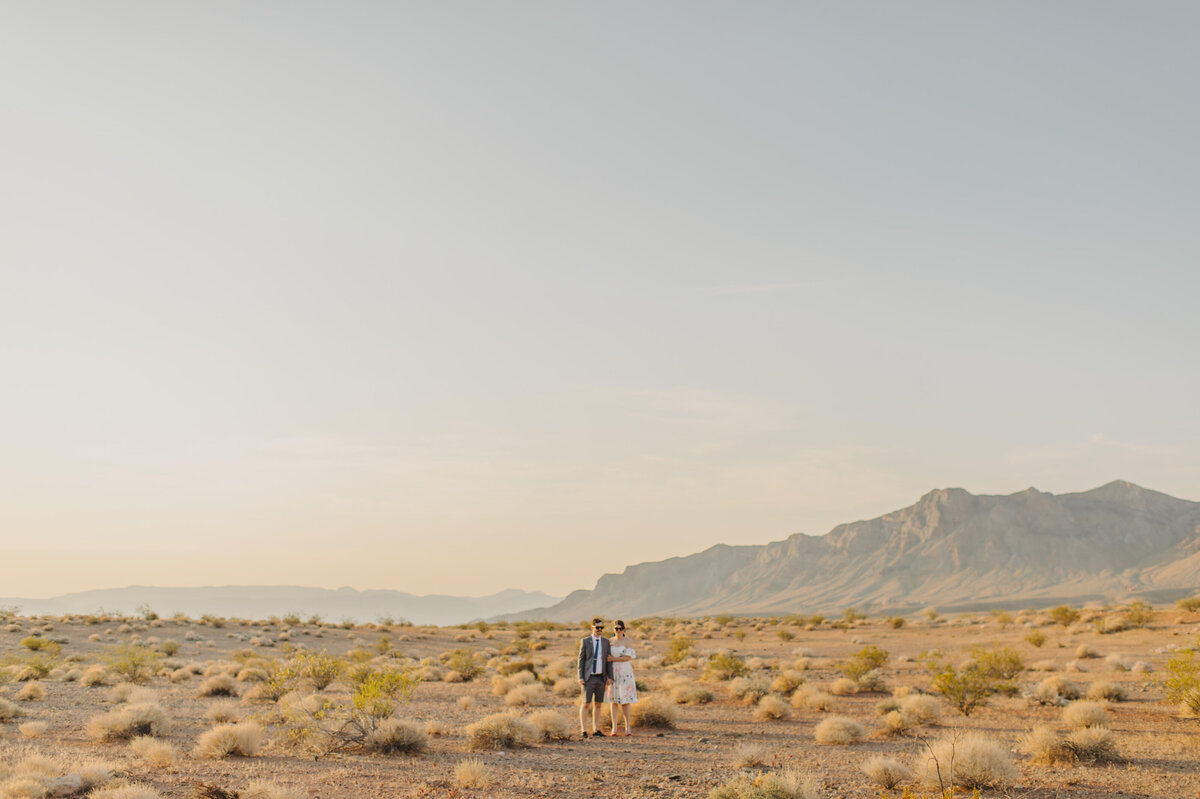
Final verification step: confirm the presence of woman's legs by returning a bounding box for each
[608,702,618,735]
[621,702,632,733]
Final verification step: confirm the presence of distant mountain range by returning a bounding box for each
[0,586,560,626]
[505,481,1200,620]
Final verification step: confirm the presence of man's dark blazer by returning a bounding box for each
[577,635,613,682]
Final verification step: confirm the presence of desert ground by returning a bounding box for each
[1,603,1198,799]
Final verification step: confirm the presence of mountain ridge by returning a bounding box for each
[0,586,560,627]
[503,481,1200,621]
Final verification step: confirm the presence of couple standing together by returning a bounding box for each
[577,617,637,738]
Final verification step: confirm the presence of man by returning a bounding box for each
[577,617,613,738]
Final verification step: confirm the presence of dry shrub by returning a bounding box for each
[206,699,242,724]
[504,683,547,707]
[1065,659,1088,673]
[88,786,162,799]
[829,677,858,696]
[882,710,910,735]
[364,718,427,754]
[729,676,771,705]
[1086,680,1127,702]
[915,733,1017,789]
[14,683,44,702]
[1021,724,1121,765]
[458,696,477,711]
[491,671,536,695]
[0,697,28,721]
[130,736,178,765]
[454,759,493,789]
[897,693,941,725]
[106,684,155,704]
[630,695,678,729]
[1066,726,1120,763]
[670,683,714,705]
[708,769,819,799]
[770,670,805,694]
[466,712,539,750]
[813,715,864,744]
[195,721,264,758]
[753,695,790,722]
[1032,676,1081,705]
[527,709,572,741]
[790,685,831,712]
[241,783,301,799]
[198,674,239,697]
[81,665,109,686]
[734,741,769,768]
[861,756,911,789]
[19,720,48,738]
[1075,645,1100,659]
[1063,700,1109,728]
[1030,659,1057,671]
[86,702,170,741]
[1105,654,1129,671]
[237,667,269,683]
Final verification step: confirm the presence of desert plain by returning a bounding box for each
[1,603,1198,799]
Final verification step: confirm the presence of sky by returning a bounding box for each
[2,2,1198,599]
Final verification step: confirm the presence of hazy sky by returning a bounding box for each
[2,2,1197,599]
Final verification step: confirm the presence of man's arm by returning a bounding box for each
[577,638,586,683]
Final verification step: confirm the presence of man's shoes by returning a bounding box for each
[580,731,589,739]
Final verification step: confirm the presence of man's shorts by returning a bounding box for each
[581,674,606,702]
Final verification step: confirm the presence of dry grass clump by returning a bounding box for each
[88,785,162,799]
[1075,644,1100,659]
[708,769,819,799]
[130,736,178,765]
[915,733,1017,789]
[80,665,109,686]
[861,756,911,789]
[790,685,832,712]
[770,670,805,694]
[364,718,427,754]
[1021,724,1121,765]
[86,702,170,741]
[733,741,769,768]
[0,756,119,798]
[829,677,858,696]
[194,721,264,758]
[897,693,941,725]
[1086,680,1128,701]
[206,699,242,724]
[753,695,790,721]
[466,712,539,750]
[1063,700,1109,728]
[19,720,48,738]
[670,683,714,704]
[198,674,239,697]
[1031,676,1081,705]
[813,715,864,744]
[630,695,678,729]
[527,709,572,741]
[0,697,26,721]
[504,683,547,707]
[1105,654,1129,671]
[454,759,494,789]
[729,676,772,705]
[881,710,910,736]
[491,670,536,695]
[240,783,302,799]
[105,684,156,704]
[14,683,45,701]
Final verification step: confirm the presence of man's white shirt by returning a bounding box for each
[591,636,603,674]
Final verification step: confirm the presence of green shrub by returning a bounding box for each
[703,652,749,681]
[970,646,1024,681]
[840,645,889,683]
[1160,648,1200,715]
[1176,597,1200,613]
[443,649,484,681]
[104,645,161,684]
[928,661,996,716]
[1049,605,1080,626]
[662,636,694,666]
[1123,600,1153,628]
[292,650,346,690]
[1025,630,1047,648]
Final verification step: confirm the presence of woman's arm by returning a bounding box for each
[606,654,632,662]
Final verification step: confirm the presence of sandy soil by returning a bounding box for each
[1,609,1198,798]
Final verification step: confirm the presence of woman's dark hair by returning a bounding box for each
[615,619,625,630]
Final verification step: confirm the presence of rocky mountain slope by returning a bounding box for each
[510,481,1200,620]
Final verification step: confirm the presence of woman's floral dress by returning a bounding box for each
[604,643,638,704]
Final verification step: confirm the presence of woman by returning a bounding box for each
[604,619,637,736]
